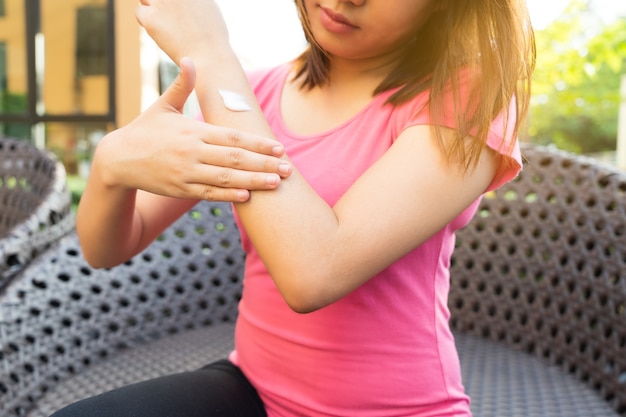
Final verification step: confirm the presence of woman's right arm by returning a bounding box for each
[76,58,292,268]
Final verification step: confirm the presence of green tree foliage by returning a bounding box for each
[529,0,626,154]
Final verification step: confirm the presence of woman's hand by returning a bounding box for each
[94,58,291,203]
[135,0,228,65]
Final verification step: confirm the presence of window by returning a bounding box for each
[0,0,116,175]
[76,6,108,77]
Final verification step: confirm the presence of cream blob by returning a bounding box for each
[218,89,253,112]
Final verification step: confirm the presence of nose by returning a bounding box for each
[341,0,365,6]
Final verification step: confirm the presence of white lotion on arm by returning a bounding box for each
[218,89,253,112]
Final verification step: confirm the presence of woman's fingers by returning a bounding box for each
[187,162,283,191]
[159,57,196,112]
[173,168,279,203]
[197,145,291,179]
[201,126,285,157]
[186,183,251,203]
[195,127,292,177]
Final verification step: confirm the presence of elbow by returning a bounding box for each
[76,237,104,269]
[285,296,324,315]
[264,247,354,313]
[85,258,114,270]
[80,249,117,270]
[275,269,340,314]
[76,225,134,270]
[76,235,125,270]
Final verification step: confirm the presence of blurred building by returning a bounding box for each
[0,0,144,175]
[0,0,307,176]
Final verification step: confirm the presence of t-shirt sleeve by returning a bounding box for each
[484,98,523,191]
[393,72,522,192]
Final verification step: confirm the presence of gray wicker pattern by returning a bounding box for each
[456,333,617,416]
[0,137,74,290]
[0,202,244,417]
[449,144,626,415]
[0,143,624,416]
[26,324,236,417]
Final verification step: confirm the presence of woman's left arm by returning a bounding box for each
[136,0,499,313]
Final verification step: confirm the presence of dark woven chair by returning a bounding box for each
[0,137,74,292]
[0,143,624,417]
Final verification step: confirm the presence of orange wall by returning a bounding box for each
[0,0,143,128]
[114,0,142,128]
[0,0,28,96]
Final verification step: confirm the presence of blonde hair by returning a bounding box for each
[292,0,536,171]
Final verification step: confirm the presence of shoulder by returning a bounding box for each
[386,70,522,190]
[389,68,476,133]
[484,99,523,191]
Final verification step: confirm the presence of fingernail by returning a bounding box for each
[272,145,284,155]
[266,174,280,185]
[236,190,250,201]
[278,163,291,175]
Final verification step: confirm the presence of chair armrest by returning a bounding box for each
[0,137,74,290]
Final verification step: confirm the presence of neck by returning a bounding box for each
[323,39,412,94]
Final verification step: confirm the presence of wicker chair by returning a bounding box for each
[0,144,624,417]
[0,137,74,292]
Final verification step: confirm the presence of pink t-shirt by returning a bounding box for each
[229,63,522,417]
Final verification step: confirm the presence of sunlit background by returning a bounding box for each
[214,0,626,67]
[528,0,626,28]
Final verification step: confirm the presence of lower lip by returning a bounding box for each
[319,8,358,34]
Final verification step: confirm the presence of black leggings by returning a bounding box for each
[50,360,267,417]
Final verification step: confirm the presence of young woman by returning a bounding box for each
[54,0,535,416]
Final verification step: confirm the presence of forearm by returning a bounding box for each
[77,131,201,268]
[192,52,272,138]
[193,49,342,310]
[76,132,143,268]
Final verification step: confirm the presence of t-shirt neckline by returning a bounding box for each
[274,64,396,141]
